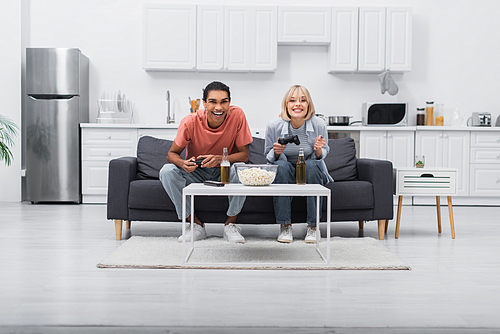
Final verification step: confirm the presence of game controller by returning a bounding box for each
[278,135,300,145]
[193,159,204,167]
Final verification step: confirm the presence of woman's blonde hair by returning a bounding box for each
[280,85,316,121]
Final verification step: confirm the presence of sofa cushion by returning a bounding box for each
[324,137,358,181]
[136,136,185,180]
[248,137,267,164]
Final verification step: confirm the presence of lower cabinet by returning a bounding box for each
[81,127,177,204]
[469,131,500,197]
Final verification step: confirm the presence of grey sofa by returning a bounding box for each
[107,136,393,240]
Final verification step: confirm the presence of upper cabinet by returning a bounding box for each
[142,4,196,71]
[196,5,224,71]
[329,6,412,73]
[278,7,331,45]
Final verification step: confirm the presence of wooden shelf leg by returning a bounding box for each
[448,196,456,239]
[395,195,403,239]
[436,196,442,233]
[377,220,385,240]
[114,219,123,241]
[358,221,364,230]
[126,220,131,229]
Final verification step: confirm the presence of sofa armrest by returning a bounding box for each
[107,157,137,220]
[357,158,394,220]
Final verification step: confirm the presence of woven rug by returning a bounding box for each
[98,236,410,270]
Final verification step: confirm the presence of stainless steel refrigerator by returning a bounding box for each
[25,48,89,203]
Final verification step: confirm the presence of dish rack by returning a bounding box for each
[96,91,134,123]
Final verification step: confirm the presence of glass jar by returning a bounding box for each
[416,108,425,125]
[426,101,434,126]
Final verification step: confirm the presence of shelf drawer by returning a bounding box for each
[82,146,136,160]
[397,170,457,195]
[471,132,500,147]
[82,128,137,146]
[469,164,500,196]
[470,147,500,163]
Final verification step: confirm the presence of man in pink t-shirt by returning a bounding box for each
[159,81,253,243]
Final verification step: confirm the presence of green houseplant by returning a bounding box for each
[0,114,19,166]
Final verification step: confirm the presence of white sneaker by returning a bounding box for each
[178,223,207,243]
[224,223,245,243]
[277,224,293,243]
[305,225,320,244]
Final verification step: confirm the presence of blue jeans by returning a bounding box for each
[159,163,245,220]
[272,159,328,226]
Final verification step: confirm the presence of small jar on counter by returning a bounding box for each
[435,103,444,126]
[416,108,425,125]
[426,101,434,126]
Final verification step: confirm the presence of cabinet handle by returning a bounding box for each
[497,154,500,159]
[383,134,387,138]
[444,134,448,138]
[107,151,111,156]
[497,179,500,183]
[303,39,307,42]
[388,134,392,138]
[439,134,443,138]
[107,134,111,139]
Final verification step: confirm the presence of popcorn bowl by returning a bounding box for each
[235,164,278,186]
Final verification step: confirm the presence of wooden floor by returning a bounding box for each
[0,202,499,334]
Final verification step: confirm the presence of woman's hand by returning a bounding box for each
[273,139,285,159]
[314,135,326,158]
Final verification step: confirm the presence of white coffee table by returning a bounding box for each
[181,183,331,264]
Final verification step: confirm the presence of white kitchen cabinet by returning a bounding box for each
[142,4,196,71]
[196,5,224,71]
[81,128,138,203]
[385,7,412,72]
[197,6,276,72]
[358,7,386,72]
[415,131,470,197]
[138,128,178,141]
[333,6,412,73]
[278,6,331,45]
[469,131,500,197]
[359,130,414,168]
[329,7,358,72]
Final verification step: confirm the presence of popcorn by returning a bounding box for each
[237,167,276,186]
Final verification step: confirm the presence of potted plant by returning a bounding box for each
[0,114,19,166]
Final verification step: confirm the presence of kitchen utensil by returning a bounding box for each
[468,112,492,126]
[191,100,197,113]
[328,116,352,126]
[196,99,200,111]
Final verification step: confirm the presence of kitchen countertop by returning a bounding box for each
[80,123,500,131]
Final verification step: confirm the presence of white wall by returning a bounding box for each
[1,0,500,201]
[0,1,22,202]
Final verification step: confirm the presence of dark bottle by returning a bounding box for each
[296,148,306,185]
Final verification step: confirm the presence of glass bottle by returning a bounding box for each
[220,147,230,184]
[296,148,306,185]
[426,101,434,126]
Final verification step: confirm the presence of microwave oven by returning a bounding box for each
[362,102,408,126]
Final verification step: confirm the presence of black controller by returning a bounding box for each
[278,135,300,145]
[193,159,204,167]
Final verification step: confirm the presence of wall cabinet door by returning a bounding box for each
[329,7,358,72]
[224,6,251,71]
[358,7,386,72]
[197,5,224,71]
[142,4,196,71]
[251,6,277,72]
[385,7,412,71]
[278,6,331,45]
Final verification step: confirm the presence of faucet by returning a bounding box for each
[166,90,174,124]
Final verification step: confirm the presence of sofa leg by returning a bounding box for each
[126,220,131,229]
[358,221,364,230]
[377,220,385,240]
[385,220,389,233]
[114,219,123,240]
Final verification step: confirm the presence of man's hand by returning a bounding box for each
[194,155,221,168]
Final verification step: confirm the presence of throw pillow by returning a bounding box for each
[136,136,184,180]
[324,137,358,181]
[248,137,267,164]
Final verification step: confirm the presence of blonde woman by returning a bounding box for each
[264,85,333,243]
